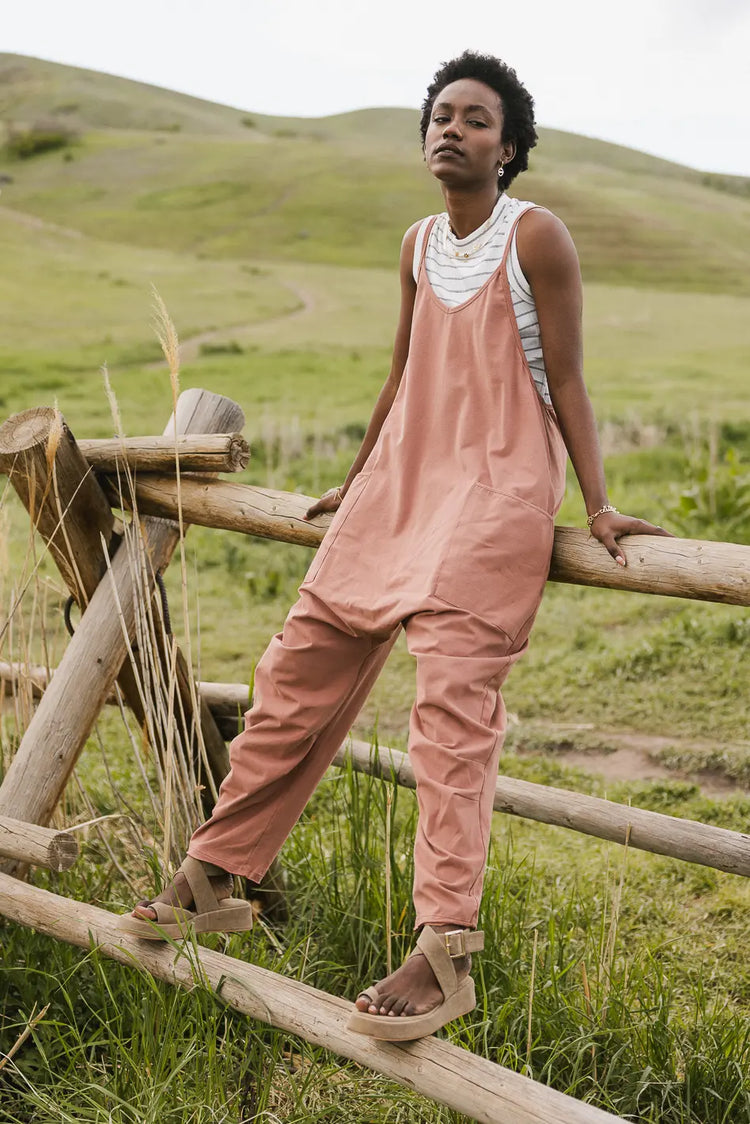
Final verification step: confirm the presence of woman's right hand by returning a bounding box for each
[304,486,345,521]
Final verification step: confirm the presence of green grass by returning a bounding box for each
[1,760,749,1122]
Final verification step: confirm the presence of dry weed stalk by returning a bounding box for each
[526,927,539,1074]
[385,783,393,977]
[601,823,631,1023]
[0,1003,50,1073]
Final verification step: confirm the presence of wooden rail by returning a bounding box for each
[102,473,750,606]
[0,872,622,1124]
[79,433,249,473]
[3,663,748,878]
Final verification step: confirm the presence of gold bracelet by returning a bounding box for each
[586,504,618,528]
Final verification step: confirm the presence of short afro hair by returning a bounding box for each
[420,51,537,189]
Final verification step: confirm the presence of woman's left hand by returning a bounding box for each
[589,511,673,567]
[304,486,345,521]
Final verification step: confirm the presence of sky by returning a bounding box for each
[4,0,750,177]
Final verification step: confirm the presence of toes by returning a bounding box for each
[132,904,156,920]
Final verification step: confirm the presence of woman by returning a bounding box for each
[119,51,668,1041]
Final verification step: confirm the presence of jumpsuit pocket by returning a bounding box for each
[302,471,372,585]
[432,483,554,642]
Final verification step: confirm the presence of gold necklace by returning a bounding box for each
[445,216,492,259]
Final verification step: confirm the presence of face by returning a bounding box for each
[424,78,515,188]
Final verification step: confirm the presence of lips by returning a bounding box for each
[434,143,463,157]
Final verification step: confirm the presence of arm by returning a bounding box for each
[516,208,670,563]
[305,221,420,519]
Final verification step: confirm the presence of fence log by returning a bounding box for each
[338,741,750,878]
[108,476,750,606]
[0,815,78,871]
[0,406,115,606]
[0,873,621,1124]
[78,433,249,474]
[4,664,748,877]
[100,474,324,546]
[548,525,750,605]
[0,390,243,863]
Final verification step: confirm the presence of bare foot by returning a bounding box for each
[354,924,471,1017]
[132,866,233,921]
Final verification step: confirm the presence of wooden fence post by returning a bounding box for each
[0,390,242,865]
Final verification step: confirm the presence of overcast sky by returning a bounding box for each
[5,0,750,176]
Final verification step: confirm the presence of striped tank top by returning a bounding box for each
[413,193,551,406]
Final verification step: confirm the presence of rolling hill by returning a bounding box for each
[2,52,750,294]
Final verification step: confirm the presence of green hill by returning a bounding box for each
[2,53,750,294]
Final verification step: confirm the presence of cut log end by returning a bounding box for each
[49,833,79,872]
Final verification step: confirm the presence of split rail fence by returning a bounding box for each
[1,388,748,1123]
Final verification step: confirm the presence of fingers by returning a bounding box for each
[591,515,674,568]
[303,487,344,521]
[634,519,674,538]
[598,534,626,567]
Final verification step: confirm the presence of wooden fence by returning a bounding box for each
[1,388,748,1122]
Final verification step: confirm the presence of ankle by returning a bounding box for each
[193,858,230,879]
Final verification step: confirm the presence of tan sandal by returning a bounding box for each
[116,856,254,941]
[346,926,484,1041]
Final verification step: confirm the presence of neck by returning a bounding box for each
[442,184,502,239]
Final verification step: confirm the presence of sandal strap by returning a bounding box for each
[149,900,194,924]
[413,925,483,1000]
[442,928,484,957]
[180,855,221,915]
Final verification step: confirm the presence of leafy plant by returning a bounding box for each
[666,424,750,543]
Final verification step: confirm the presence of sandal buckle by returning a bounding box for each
[443,929,467,957]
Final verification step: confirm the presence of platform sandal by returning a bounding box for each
[116,855,254,940]
[346,925,484,1041]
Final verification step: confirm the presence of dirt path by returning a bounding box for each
[148,279,317,368]
[515,721,750,797]
[0,203,84,239]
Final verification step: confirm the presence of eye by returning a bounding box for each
[432,114,449,123]
[468,119,488,128]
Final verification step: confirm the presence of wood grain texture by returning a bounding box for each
[0,406,115,606]
[0,815,78,871]
[0,391,243,855]
[111,476,750,606]
[0,872,622,1124]
[79,433,249,473]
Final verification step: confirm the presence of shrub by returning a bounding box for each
[198,340,244,356]
[666,423,750,543]
[5,120,78,160]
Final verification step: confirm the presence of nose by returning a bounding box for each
[443,118,462,139]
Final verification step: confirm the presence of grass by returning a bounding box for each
[1,757,749,1122]
[1,51,750,1123]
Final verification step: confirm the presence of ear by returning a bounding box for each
[501,141,516,166]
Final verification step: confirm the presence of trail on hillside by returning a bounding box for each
[151,280,317,368]
[0,203,83,239]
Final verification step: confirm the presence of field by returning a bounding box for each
[1,52,750,1122]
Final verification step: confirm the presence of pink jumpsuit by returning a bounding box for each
[189,210,567,928]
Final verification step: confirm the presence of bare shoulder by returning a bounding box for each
[515,206,580,283]
[400,218,424,260]
[399,218,427,285]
